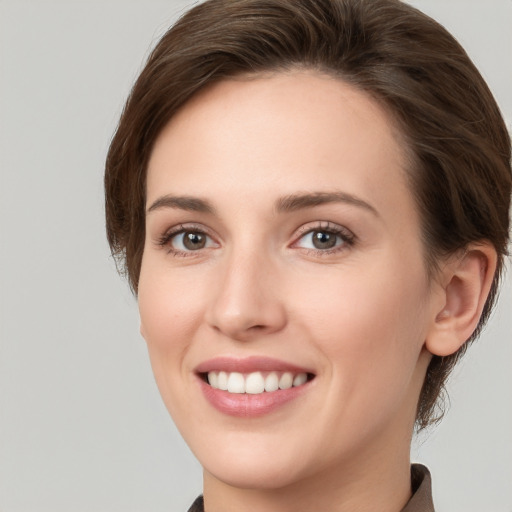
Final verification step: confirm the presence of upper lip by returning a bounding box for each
[195,356,314,375]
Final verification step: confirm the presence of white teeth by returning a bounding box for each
[208,372,218,388]
[217,371,228,390]
[279,372,293,390]
[227,372,245,393]
[264,372,279,392]
[206,370,310,394]
[293,373,308,387]
[245,372,265,394]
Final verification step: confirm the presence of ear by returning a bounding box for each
[425,242,497,357]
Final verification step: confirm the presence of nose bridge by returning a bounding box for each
[206,239,286,340]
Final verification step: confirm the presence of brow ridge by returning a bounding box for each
[276,191,378,216]
[146,190,378,217]
[146,195,215,215]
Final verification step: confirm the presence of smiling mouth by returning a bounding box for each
[201,371,315,395]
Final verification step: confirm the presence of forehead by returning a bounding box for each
[146,71,412,219]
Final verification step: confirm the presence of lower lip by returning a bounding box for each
[197,377,312,418]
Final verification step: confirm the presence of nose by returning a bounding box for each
[205,248,287,342]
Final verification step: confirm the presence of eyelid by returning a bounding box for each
[290,221,356,252]
[155,222,220,255]
[292,221,354,241]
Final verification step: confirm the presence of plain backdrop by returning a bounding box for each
[0,1,510,511]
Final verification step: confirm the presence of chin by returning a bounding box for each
[203,455,308,490]
[190,429,316,490]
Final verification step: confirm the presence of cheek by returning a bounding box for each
[137,267,207,431]
[137,260,207,391]
[139,257,204,340]
[296,256,427,337]
[292,259,429,398]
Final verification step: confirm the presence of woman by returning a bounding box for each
[104,0,511,510]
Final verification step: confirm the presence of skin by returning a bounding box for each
[138,71,495,512]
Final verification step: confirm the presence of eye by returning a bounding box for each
[157,225,218,256]
[171,230,215,251]
[300,230,340,250]
[293,223,354,253]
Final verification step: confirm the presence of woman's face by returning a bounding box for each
[139,72,441,489]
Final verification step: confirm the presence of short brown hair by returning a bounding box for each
[105,0,511,428]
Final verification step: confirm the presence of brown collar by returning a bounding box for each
[401,464,435,512]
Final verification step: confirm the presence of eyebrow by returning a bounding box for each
[276,191,379,216]
[146,195,216,215]
[146,191,378,217]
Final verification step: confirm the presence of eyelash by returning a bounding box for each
[292,221,355,256]
[156,222,356,258]
[156,223,215,257]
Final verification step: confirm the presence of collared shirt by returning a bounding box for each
[402,464,435,512]
[187,464,434,512]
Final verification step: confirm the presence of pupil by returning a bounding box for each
[183,232,206,250]
[312,231,336,249]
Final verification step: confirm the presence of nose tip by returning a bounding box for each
[205,257,287,342]
[210,309,284,342]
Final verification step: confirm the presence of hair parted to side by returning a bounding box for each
[105,0,511,429]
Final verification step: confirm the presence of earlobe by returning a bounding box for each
[425,242,497,357]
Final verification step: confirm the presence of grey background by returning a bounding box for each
[0,1,510,511]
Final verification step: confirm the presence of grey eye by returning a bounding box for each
[296,230,343,251]
[311,231,338,249]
